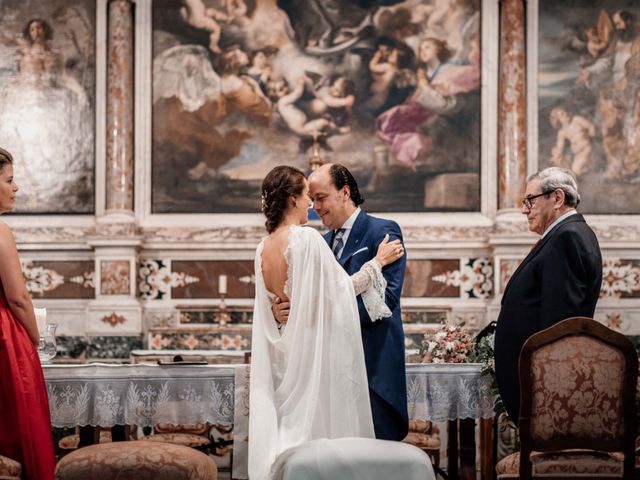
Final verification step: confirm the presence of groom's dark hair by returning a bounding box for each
[329,164,365,206]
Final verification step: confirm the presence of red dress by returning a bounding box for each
[0,288,56,480]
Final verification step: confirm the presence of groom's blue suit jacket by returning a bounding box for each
[324,209,409,441]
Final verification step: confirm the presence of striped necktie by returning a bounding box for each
[332,228,346,259]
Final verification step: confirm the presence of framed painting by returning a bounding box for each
[149,0,484,214]
[530,0,640,214]
[0,0,96,214]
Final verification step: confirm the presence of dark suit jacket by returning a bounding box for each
[494,213,603,422]
[325,209,409,440]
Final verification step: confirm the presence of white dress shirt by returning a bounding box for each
[333,207,361,259]
[541,209,577,239]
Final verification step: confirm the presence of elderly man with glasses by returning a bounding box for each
[494,167,603,423]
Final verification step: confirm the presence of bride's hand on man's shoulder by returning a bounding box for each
[375,234,404,267]
[271,296,290,325]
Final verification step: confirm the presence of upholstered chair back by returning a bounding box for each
[517,317,638,479]
[529,335,626,442]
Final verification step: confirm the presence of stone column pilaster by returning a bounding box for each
[105,0,134,214]
[497,0,527,211]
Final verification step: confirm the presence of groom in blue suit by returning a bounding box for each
[273,163,408,440]
[309,163,408,441]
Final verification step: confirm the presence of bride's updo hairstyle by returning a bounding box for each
[261,165,306,233]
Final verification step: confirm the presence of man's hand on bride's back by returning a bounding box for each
[375,234,404,267]
[271,296,290,325]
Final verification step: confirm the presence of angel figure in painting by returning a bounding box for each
[376,36,480,170]
[549,106,597,176]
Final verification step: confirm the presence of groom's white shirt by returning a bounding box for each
[333,207,361,259]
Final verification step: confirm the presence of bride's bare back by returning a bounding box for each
[261,227,291,301]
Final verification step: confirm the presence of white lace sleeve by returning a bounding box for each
[351,259,392,322]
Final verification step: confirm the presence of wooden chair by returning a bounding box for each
[403,419,441,468]
[496,317,638,479]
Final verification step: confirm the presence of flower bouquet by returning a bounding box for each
[419,323,473,364]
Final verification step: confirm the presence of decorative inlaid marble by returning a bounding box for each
[138,259,173,300]
[55,335,142,360]
[86,335,142,359]
[499,259,522,293]
[101,260,131,295]
[144,311,178,329]
[101,312,127,327]
[179,309,253,325]
[430,258,493,299]
[401,310,448,324]
[403,259,460,297]
[106,0,134,212]
[594,310,640,335]
[171,261,255,299]
[21,260,95,299]
[149,331,251,351]
[498,0,527,209]
[600,259,640,299]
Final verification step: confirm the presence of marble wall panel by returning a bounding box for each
[171,260,255,299]
[403,259,460,298]
[149,328,251,351]
[501,257,640,299]
[101,260,131,295]
[403,258,493,299]
[179,309,253,325]
[55,335,142,360]
[22,260,95,299]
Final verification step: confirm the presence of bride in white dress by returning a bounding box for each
[249,165,405,480]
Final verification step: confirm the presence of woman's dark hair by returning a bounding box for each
[23,18,53,43]
[0,147,13,171]
[329,164,364,206]
[261,165,306,233]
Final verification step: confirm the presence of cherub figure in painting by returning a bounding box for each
[366,38,402,112]
[246,47,277,95]
[549,106,597,177]
[180,0,247,54]
[307,75,356,129]
[274,77,351,141]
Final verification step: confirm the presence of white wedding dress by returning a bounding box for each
[248,225,391,480]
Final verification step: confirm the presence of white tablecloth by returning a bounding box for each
[44,362,494,479]
[405,363,495,421]
[44,364,235,428]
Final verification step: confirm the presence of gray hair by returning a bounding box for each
[527,167,580,207]
[0,147,13,170]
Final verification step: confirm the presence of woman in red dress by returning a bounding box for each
[0,147,55,480]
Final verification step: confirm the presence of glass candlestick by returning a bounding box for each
[38,323,58,362]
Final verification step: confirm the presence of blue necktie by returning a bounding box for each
[332,228,346,259]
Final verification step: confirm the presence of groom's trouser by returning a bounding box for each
[370,390,409,441]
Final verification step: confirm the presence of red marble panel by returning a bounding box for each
[171,260,255,299]
[402,259,460,298]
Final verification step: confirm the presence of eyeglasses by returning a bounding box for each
[522,191,550,209]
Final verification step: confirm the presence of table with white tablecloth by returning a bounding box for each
[44,362,495,479]
[44,364,235,428]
